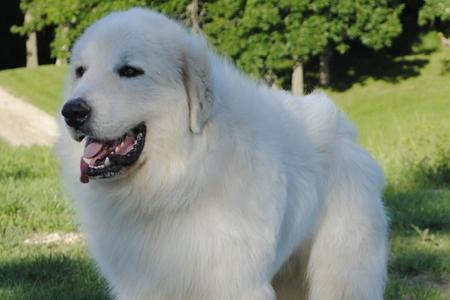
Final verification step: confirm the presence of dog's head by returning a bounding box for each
[61,8,213,184]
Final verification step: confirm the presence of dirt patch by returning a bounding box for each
[0,86,58,146]
[24,232,84,245]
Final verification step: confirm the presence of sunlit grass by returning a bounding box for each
[0,65,67,116]
[0,141,109,299]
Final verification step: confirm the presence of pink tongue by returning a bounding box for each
[80,141,105,183]
[80,158,89,183]
[84,142,104,158]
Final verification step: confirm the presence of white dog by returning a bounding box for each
[57,8,388,300]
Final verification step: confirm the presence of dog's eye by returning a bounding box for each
[118,65,145,78]
[75,66,86,79]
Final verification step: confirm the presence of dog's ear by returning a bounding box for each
[182,36,213,134]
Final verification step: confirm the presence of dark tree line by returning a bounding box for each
[12,0,450,93]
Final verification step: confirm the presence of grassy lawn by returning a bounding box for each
[0,65,67,116]
[0,48,449,298]
[0,141,109,299]
[328,49,450,180]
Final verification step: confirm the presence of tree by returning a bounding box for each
[186,0,203,34]
[203,0,403,91]
[24,11,38,68]
[12,0,190,64]
[307,0,404,86]
[12,0,403,91]
[291,61,304,96]
[203,0,324,93]
[419,0,450,37]
[293,0,405,87]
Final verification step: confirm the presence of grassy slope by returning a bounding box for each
[0,50,449,299]
[329,50,450,176]
[0,65,67,116]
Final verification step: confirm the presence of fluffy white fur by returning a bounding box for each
[57,8,388,300]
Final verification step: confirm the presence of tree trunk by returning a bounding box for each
[319,47,331,86]
[291,60,304,96]
[55,25,69,65]
[186,0,202,34]
[25,12,38,68]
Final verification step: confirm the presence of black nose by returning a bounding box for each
[61,98,91,128]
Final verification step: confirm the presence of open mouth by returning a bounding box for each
[79,123,146,183]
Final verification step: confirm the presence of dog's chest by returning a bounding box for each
[85,202,255,298]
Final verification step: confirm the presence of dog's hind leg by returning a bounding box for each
[306,136,388,300]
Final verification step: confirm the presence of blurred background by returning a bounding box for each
[0,1,449,299]
[2,0,450,91]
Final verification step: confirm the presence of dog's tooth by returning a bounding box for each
[105,157,111,167]
[82,157,92,164]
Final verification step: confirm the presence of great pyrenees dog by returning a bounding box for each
[57,8,388,300]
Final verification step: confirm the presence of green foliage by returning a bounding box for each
[419,0,450,26]
[12,0,189,62]
[203,0,403,87]
[12,0,403,88]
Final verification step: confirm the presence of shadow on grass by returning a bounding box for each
[385,188,450,230]
[385,145,450,230]
[327,31,444,91]
[330,51,430,91]
[0,254,110,300]
[389,243,450,279]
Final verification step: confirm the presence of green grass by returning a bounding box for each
[0,141,109,299]
[0,47,449,298]
[328,49,450,180]
[0,65,67,116]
